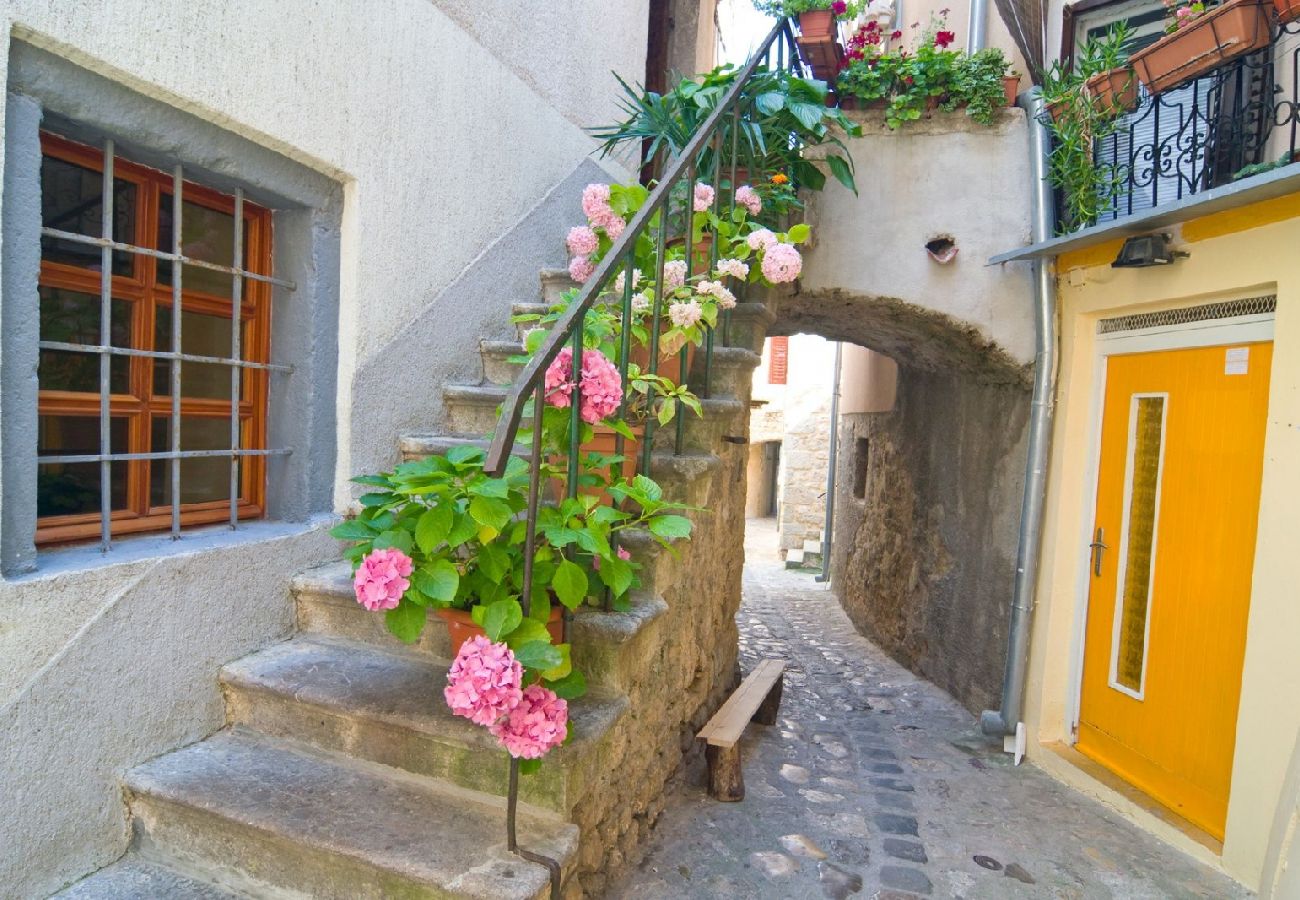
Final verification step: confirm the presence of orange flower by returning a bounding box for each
[771,173,789,185]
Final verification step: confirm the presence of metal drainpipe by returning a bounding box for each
[979,89,1058,740]
[816,341,844,584]
[966,0,988,54]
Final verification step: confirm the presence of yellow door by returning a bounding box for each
[1077,341,1272,840]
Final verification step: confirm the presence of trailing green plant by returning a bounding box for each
[954,48,1014,126]
[751,0,865,16]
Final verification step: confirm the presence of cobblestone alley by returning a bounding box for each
[608,519,1250,900]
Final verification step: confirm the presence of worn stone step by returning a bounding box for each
[53,858,252,899]
[293,562,667,692]
[442,383,507,436]
[511,302,553,341]
[539,268,575,305]
[221,635,626,815]
[724,300,778,354]
[125,730,577,900]
[480,339,527,385]
[398,433,529,464]
[648,452,722,506]
[649,397,747,454]
[687,346,761,401]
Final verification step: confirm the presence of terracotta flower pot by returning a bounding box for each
[1275,0,1300,22]
[1003,74,1021,106]
[437,605,564,657]
[1130,0,1271,95]
[1085,67,1139,114]
[666,233,715,277]
[551,424,643,500]
[798,9,836,39]
[629,340,698,382]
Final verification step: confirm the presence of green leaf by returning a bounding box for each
[552,558,589,610]
[657,397,677,426]
[481,598,523,642]
[515,640,563,672]
[373,529,413,554]
[787,223,811,244]
[351,474,392,488]
[607,418,638,441]
[540,642,572,681]
[599,554,635,597]
[447,511,479,546]
[469,495,512,532]
[415,505,453,554]
[468,476,510,498]
[519,758,543,776]
[330,519,375,541]
[357,492,390,508]
[527,590,552,624]
[505,617,551,649]
[632,474,663,502]
[648,514,692,541]
[825,154,856,194]
[446,444,486,466]
[476,543,510,582]
[412,559,459,604]
[546,669,588,700]
[385,598,426,644]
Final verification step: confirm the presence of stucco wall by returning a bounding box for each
[831,366,1029,713]
[1024,207,1300,891]
[0,2,649,894]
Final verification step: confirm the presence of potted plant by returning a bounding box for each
[1080,21,1139,115]
[1130,0,1270,95]
[1276,0,1300,23]
[951,47,1018,125]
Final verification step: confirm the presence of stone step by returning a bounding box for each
[649,397,748,454]
[398,433,529,464]
[221,635,626,815]
[480,339,527,385]
[539,268,575,305]
[293,562,666,693]
[802,538,823,555]
[511,302,553,341]
[53,858,252,899]
[442,383,507,436]
[125,730,577,900]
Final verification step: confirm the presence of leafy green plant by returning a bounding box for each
[752,0,864,16]
[952,48,1014,126]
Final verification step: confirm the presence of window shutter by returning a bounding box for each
[768,337,789,385]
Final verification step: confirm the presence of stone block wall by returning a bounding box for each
[829,366,1030,713]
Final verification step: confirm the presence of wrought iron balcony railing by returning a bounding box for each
[1062,16,1300,230]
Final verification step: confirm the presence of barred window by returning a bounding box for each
[36,131,291,546]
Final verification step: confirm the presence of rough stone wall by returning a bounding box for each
[830,366,1029,713]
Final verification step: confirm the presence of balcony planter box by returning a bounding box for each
[437,604,564,657]
[1085,67,1139,114]
[1130,0,1271,95]
[1276,0,1300,23]
[798,9,835,39]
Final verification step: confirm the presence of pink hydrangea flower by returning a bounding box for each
[566,225,598,257]
[353,547,413,612]
[544,346,623,424]
[735,185,762,216]
[761,242,803,284]
[631,291,652,312]
[592,546,633,571]
[613,268,642,294]
[693,183,716,212]
[663,259,688,290]
[581,183,613,221]
[596,210,626,240]
[444,635,524,727]
[716,258,749,280]
[490,684,569,759]
[698,280,737,309]
[747,228,778,251]
[569,255,595,283]
[669,299,703,328]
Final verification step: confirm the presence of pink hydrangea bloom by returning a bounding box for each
[353,547,413,612]
[631,291,652,312]
[544,346,623,424]
[698,280,737,309]
[761,242,803,284]
[490,684,569,759]
[663,259,688,290]
[716,258,749,280]
[592,546,633,571]
[596,210,626,240]
[735,185,762,216]
[669,299,703,328]
[569,255,595,283]
[566,225,598,257]
[444,635,524,727]
[581,183,612,221]
[747,228,778,251]
[693,182,716,212]
[613,268,642,294]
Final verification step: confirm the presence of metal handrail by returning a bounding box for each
[483,17,799,476]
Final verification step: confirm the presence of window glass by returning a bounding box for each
[152,305,239,401]
[1114,395,1166,692]
[36,415,129,517]
[38,287,132,393]
[40,155,137,275]
[149,416,237,506]
[157,196,247,297]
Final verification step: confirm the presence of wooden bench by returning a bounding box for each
[697,658,786,801]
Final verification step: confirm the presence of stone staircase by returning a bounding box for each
[56,266,773,899]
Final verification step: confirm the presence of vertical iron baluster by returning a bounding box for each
[229,190,244,529]
[565,315,583,645]
[1152,97,1161,210]
[704,126,724,400]
[98,141,115,552]
[609,253,637,612]
[170,167,184,538]
[676,162,697,458]
[640,186,672,476]
[725,105,741,348]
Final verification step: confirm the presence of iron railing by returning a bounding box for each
[482,17,804,894]
[1068,17,1300,228]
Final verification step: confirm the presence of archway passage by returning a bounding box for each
[757,287,1033,713]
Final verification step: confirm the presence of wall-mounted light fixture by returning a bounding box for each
[1111,233,1189,268]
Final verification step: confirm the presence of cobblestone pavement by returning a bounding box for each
[607,519,1251,900]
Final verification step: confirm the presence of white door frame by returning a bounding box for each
[1062,310,1275,741]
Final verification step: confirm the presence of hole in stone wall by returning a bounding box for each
[852,437,870,499]
[925,236,958,264]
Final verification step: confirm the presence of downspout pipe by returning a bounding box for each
[966,0,988,54]
[980,88,1058,737]
[816,341,844,584]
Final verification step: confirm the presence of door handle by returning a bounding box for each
[1089,527,1108,577]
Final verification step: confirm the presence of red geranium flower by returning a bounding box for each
[865,19,879,31]
[890,29,903,39]
[832,0,848,14]
[935,30,956,48]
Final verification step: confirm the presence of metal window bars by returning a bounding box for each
[37,139,296,551]
[483,17,804,895]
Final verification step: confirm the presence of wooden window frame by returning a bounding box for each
[36,132,273,545]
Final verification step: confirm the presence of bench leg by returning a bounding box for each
[752,674,783,726]
[706,744,745,801]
